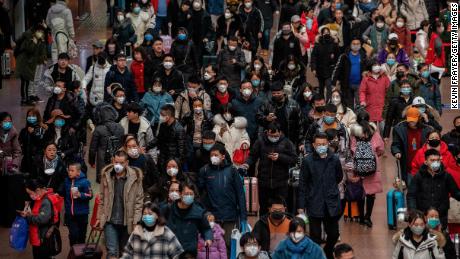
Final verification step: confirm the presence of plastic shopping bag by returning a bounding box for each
[230,229,242,259]
[9,216,29,251]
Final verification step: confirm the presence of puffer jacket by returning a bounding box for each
[400,0,429,31]
[155,120,186,166]
[246,134,297,189]
[170,36,199,75]
[442,129,460,156]
[415,29,429,57]
[40,63,84,93]
[310,36,340,79]
[410,141,457,176]
[197,223,227,259]
[359,72,390,122]
[140,91,174,123]
[119,116,155,149]
[97,165,144,234]
[174,89,211,120]
[197,159,247,222]
[213,115,250,158]
[377,47,411,67]
[82,62,111,106]
[272,33,302,71]
[336,105,357,131]
[112,18,136,48]
[392,227,445,259]
[426,32,446,68]
[383,95,415,138]
[63,172,93,216]
[126,11,150,47]
[46,1,74,38]
[216,47,246,88]
[0,126,21,174]
[27,191,53,247]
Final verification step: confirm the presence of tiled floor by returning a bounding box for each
[0,2,458,258]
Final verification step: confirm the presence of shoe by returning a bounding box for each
[25,99,36,106]
[29,96,40,102]
[359,218,366,225]
[364,219,373,228]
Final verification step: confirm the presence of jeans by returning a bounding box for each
[309,215,340,259]
[261,28,271,50]
[258,184,289,216]
[104,223,129,258]
[154,16,168,35]
[65,213,89,246]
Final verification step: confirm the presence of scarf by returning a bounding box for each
[285,238,309,259]
[44,156,59,170]
[193,112,204,146]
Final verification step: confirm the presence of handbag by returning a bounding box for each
[232,145,250,165]
[43,225,62,256]
[9,216,29,251]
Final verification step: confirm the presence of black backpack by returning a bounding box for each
[104,124,121,163]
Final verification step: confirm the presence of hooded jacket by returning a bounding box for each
[310,35,340,79]
[392,227,445,259]
[119,116,155,149]
[40,63,84,93]
[140,91,174,123]
[197,223,227,259]
[27,190,53,247]
[213,115,250,158]
[64,172,93,216]
[400,0,429,31]
[82,62,111,106]
[174,89,211,120]
[104,65,138,103]
[46,1,75,38]
[410,141,457,176]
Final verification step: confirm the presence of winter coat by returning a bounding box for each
[279,1,301,26]
[140,91,174,123]
[298,150,344,218]
[189,9,214,46]
[400,105,442,134]
[121,224,184,259]
[112,18,137,48]
[213,115,250,158]
[442,130,460,156]
[246,135,297,189]
[210,88,236,111]
[310,36,340,79]
[63,172,93,216]
[383,95,414,138]
[238,6,264,47]
[0,126,22,174]
[152,68,185,100]
[272,236,326,259]
[155,120,186,166]
[272,34,302,71]
[18,124,46,174]
[400,0,429,31]
[34,155,67,195]
[392,228,445,259]
[40,63,84,93]
[302,16,318,50]
[197,159,247,222]
[170,38,199,75]
[216,15,241,39]
[253,214,293,252]
[231,95,264,142]
[26,191,53,247]
[237,252,271,259]
[119,116,155,149]
[46,1,74,59]
[391,26,412,56]
[362,25,389,54]
[130,60,146,94]
[182,110,214,147]
[426,33,446,68]
[217,47,246,88]
[382,63,399,81]
[104,65,138,103]
[410,141,457,176]
[97,165,144,234]
[336,105,357,131]
[359,73,390,122]
[82,63,111,106]
[304,117,349,154]
[197,223,227,259]
[207,0,225,15]
[15,30,47,81]
[415,29,429,57]
[383,74,420,117]
[126,11,150,47]
[43,125,80,165]
[256,97,303,145]
[378,47,411,67]
[350,123,385,195]
[174,89,211,120]
[43,93,82,130]
[127,154,159,200]
[255,0,279,30]
[165,202,213,254]
[88,104,125,176]
[417,77,442,114]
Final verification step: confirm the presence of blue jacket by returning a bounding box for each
[206,0,224,15]
[198,160,247,222]
[231,95,264,142]
[64,172,93,216]
[298,151,343,218]
[164,202,213,254]
[418,76,442,114]
[104,65,138,103]
[140,91,173,123]
[272,237,326,259]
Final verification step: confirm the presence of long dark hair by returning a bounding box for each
[356,109,374,139]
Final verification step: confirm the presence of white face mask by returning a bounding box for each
[291,232,305,243]
[167,167,179,177]
[53,87,63,95]
[163,61,174,69]
[113,163,124,173]
[228,45,236,51]
[117,15,125,22]
[116,96,125,104]
[224,12,232,19]
[287,64,296,70]
[254,64,262,70]
[372,65,381,74]
[203,72,212,81]
[209,221,216,229]
[194,107,203,114]
[244,2,252,8]
[376,22,385,28]
[152,86,162,93]
[331,96,341,105]
[242,88,252,97]
[44,168,55,175]
[210,155,221,165]
[217,84,227,93]
[169,191,180,201]
[128,148,139,158]
[159,115,167,123]
[193,1,201,10]
[303,91,312,99]
[244,245,259,257]
[396,21,404,28]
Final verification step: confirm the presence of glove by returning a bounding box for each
[240,220,248,233]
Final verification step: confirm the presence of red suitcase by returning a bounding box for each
[244,177,259,216]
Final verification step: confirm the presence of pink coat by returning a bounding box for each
[197,223,227,259]
[359,73,390,122]
[350,124,385,195]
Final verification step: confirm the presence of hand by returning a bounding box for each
[140,146,146,153]
[90,164,96,168]
[241,163,249,170]
[241,143,249,150]
[93,220,102,230]
[312,70,316,76]
[271,153,279,161]
[274,10,280,15]
[360,102,366,107]
[205,240,213,247]
[297,209,305,215]
[266,113,276,122]
[258,32,262,39]
[17,210,31,217]
[395,153,402,159]
[27,127,34,133]
[32,37,38,44]
[168,90,175,95]
[384,138,389,145]
[299,144,305,152]
[421,113,429,122]
[73,191,81,198]
[106,86,112,94]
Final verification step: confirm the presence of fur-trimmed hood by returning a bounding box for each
[213,114,247,129]
[349,122,377,138]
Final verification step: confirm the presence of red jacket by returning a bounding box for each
[359,73,390,122]
[29,189,54,246]
[391,26,412,56]
[301,13,318,49]
[410,141,457,176]
[426,32,446,67]
[131,60,145,93]
[450,162,460,188]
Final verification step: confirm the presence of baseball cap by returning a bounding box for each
[388,33,399,40]
[406,107,420,122]
[92,40,104,49]
[412,96,426,106]
[291,15,301,23]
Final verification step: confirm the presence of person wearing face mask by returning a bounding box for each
[246,57,270,84]
[170,27,200,80]
[216,36,247,89]
[126,2,150,47]
[294,83,315,121]
[298,133,343,259]
[272,218,325,259]
[19,108,47,176]
[311,27,339,99]
[383,80,416,139]
[40,52,84,96]
[164,181,213,258]
[112,10,137,49]
[272,23,302,72]
[216,8,242,50]
[416,63,442,114]
[442,116,460,157]
[317,0,341,26]
[203,64,219,93]
[232,80,264,143]
[140,77,173,125]
[109,87,127,123]
[274,55,305,98]
[131,47,154,99]
[197,143,247,251]
[254,0,279,56]
[362,15,389,54]
[196,213,227,259]
[190,131,218,173]
[426,21,447,81]
[330,89,356,131]
[95,150,144,259]
[147,159,185,203]
[377,33,411,67]
[46,0,75,62]
[238,0,264,57]
[253,197,293,253]
[307,94,327,123]
[392,210,445,259]
[82,52,111,108]
[407,149,460,232]
[381,53,399,81]
[242,123,296,214]
[410,130,457,177]
[237,232,271,259]
[174,75,212,120]
[152,54,186,101]
[390,16,412,56]
[359,61,390,129]
[256,81,303,146]
[405,97,443,133]
[210,77,237,111]
[121,202,184,258]
[119,103,155,151]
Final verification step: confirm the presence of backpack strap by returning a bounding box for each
[428,247,434,259]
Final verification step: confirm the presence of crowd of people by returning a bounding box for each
[0,0,458,258]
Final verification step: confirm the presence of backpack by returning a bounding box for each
[104,124,121,163]
[46,193,64,225]
[354,140,377,177]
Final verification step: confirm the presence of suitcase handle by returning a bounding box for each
[206,245,210,259]
[84,228,102,251]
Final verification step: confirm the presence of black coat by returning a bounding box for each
[104,65,138,102]
[170,39,200,75]
[298,151,343,218]
[272,34,302,71]
[246,135,297,189]
[43,125,80,164]
[383,96,414,138]
[34,155,67,196]
[155,120,187,168]
[407,165,460,217]
[253,213,293,252]
[43,93,82,130]
[18,125,46,175]
[216,47,247,88]
[303,117,348,154]
[238,6,264,45]
[279,2,301,27]
[153,68,185,101]
[216,15,241,39]
[232,95,265,142]
[255,0,279,30]
[310,37,340,79]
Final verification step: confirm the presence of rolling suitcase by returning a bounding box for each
[343,201,360,222]
[387,161,406,230]
[1,50,12,76]
[244,177,259,216]
[288,156,302,214]
[68,228,103,259]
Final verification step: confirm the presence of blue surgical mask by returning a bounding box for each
[421,70,430,78]
[335,3,341,9]
[133,7,141,14]
[418,107,426,114]
[251,79,260,87]
[144,34,153,41]
[203,143,214,151]
[400,87,412,95]
[315,145,328,155]
[306,18,313,30]
[427,217,440,229]
[142,214,156,227]
[2,121,12,131]
[27,116,38,124]
[387,59,396,66]
[178,33,187,41]
[54,119,65,128]
[430,161,441,171]
[324,116,335,125]
[182,194,194,205]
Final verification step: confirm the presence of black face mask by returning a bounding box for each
[322,34,332,41]
[396,71,405,80]
[315,106,326,113]
[97,57,106,65]
[456,125,460,132]
[270,211,284,220]
[272,95,284,103]
[428,139,440,147]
